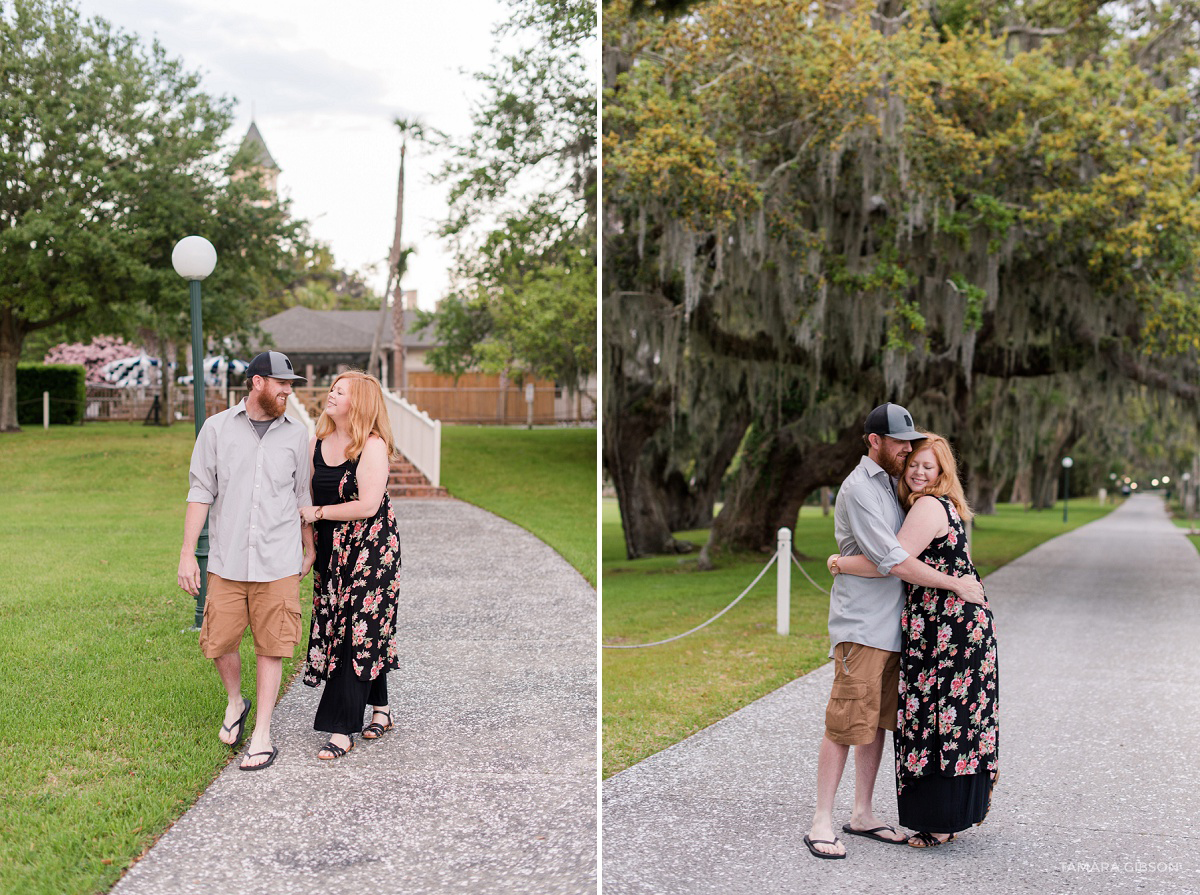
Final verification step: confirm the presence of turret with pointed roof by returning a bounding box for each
[236,120,280,196]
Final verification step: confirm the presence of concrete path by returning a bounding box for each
[602,494,1200,894]
[114,499,596,895]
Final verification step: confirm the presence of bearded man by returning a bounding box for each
[804,403,985,859]
[177,351,315,770]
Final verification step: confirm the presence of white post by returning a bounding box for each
[43,391,50,429]
[776,527,791,636]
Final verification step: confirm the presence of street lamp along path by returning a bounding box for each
[173,235,218,630]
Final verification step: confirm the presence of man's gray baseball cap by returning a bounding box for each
[864,402,923,441]
[246,351,306,383]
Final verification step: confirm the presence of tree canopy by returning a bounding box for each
[603,0,1200,559]
[0,0,309,430]
[420,0,598,392]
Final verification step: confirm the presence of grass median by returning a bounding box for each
[0,420,594,895]
[440,426,596,586]
[602,495,1117,779]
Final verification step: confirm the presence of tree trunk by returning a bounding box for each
[699,419,864,566]
[604,377,692,557]
[157,338,175,426]
[662,410,750,531]
[967,470,1002,515]
[0,307,24,432]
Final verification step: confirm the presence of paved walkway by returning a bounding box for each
[603,494,1200,894]
[114,499,596,895]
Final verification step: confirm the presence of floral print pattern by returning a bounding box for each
[303,456,401,686]
[896,497,998,795]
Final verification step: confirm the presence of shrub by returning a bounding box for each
[17,364,87,425]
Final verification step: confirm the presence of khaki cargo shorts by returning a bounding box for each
[825,641,900,746]
[198,573,301,659]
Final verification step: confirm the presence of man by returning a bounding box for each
[177,350,315,771]
[805,403,985,858]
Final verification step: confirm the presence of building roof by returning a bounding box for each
[257,305,437,354]
[240,121,280,172]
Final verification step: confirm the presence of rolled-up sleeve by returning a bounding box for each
[843,484,909,574]
[294,430,313,509]
[186,422,218,505]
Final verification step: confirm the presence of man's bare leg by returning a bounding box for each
[241,655,282,768]
[807,735,850,856]
[847,728,905,841]
[213,652,245,745]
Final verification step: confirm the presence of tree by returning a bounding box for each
[0,0,305,430]
[423,0,597,394]
[603,0,1200,558]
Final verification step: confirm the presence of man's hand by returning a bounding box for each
[952,575,986,605]
[301,549,316,580]
[178,551,201,596]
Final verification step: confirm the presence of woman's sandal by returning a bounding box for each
[317,735,355,760]
[907,831,957,848]
[362,709,394,740]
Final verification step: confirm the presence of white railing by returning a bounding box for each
[382,390,442,487]
[285,392,316,438]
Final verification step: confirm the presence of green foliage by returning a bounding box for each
[603,0,1200,555]
[15,363,85,424]
[427,0,597,389]
[0,0,312,430]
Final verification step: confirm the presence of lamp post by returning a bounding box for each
[1185,472,1193,532]
[1061,456,1073,524]
[172,236,218,630]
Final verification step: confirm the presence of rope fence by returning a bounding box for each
[602,528,834,650]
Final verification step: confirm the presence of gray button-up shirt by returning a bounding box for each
[186,399,312,582]
[827,454,909,656]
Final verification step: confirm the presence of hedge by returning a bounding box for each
[17,364,87,425]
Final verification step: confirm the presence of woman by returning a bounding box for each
[299,371,402,760]
[829,433,998,847]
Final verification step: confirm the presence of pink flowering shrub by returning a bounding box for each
[44,336,143,384]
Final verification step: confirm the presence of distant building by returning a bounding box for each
[256,291,434,388]
[237,120,280,196]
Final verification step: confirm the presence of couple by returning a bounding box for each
[804,403,999,858]
[178,352,401,769]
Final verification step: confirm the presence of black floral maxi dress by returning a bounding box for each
[303,439,402,736]
[895,496,999,833]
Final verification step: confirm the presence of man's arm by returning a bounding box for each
[178,501,210,596]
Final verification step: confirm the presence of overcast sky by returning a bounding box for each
[73,0,514,310]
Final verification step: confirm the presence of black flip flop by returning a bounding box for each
[842,823,907,845]
[239,747,277,771]
[804,834,845,859]
[221,698,252,750]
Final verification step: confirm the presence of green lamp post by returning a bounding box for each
[1061,456,1073,524]
[172,235,217,630]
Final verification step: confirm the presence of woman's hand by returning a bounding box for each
[827,554,841,576]
[300,505,321,525]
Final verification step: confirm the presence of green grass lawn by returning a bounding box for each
[441,426,597,586]
[0,421,594,895]
[602,495,1117,778]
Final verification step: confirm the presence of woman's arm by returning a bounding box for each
[300,436,390,523]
